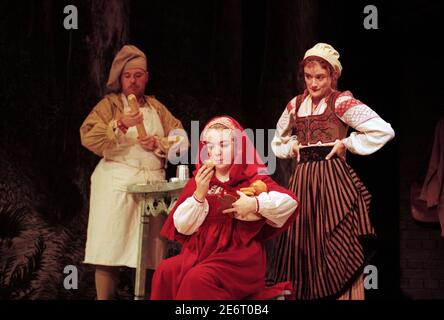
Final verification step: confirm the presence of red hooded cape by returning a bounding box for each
[151,116,299,300]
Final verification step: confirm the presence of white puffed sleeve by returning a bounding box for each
[173,196,209,235]
[271,101,299,159]
[256,191,298,228]
[335,92,395,155]
[342,117,395,155]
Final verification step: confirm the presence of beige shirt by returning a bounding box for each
[80,93,185,157]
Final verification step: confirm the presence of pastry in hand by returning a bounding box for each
[203,159,216,170]
[155,136,182,158]
[239,180,268,197]
[250,180,268,195]
[240,187,256,197]
[159,136,181,151]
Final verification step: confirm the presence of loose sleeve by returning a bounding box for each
[271,101,299,159]
[173,196,209,235]
[80,97,118,157]
[335,91,395,155]
[257,191,298,228]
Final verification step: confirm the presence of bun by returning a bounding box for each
[204,159,216,169]
[239,180,268,197]
[251,180,268,195]
[240,187,256,196]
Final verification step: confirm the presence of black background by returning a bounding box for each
[0,0,441,300]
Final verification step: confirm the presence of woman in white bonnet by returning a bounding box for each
[270,43,395,300]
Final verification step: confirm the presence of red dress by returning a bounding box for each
[150,116,299,300]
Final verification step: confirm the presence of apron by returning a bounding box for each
[84,95,167,268]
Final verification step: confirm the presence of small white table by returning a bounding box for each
[127,180,187,300]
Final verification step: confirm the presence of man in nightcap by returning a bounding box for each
[80,45,187,299]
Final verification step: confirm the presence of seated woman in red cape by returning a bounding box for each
[150,116,299,300]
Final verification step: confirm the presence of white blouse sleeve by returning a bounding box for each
[256,191,298,228]
[271,105,299,159]
[342,117,395,155]
[335,92,395,155]
[173,196,209,235]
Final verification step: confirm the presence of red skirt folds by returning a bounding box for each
[270,147,375,300]
[151,195,292,300]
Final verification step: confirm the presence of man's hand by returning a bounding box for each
[222,191,262,221]
[325,140,346,160]
[138,135,158,152]
[194,164,214,202]
[120,111,143,128]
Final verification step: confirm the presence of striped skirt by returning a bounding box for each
[270,147,375,300]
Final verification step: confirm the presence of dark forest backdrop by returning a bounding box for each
[0,0,441,299]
